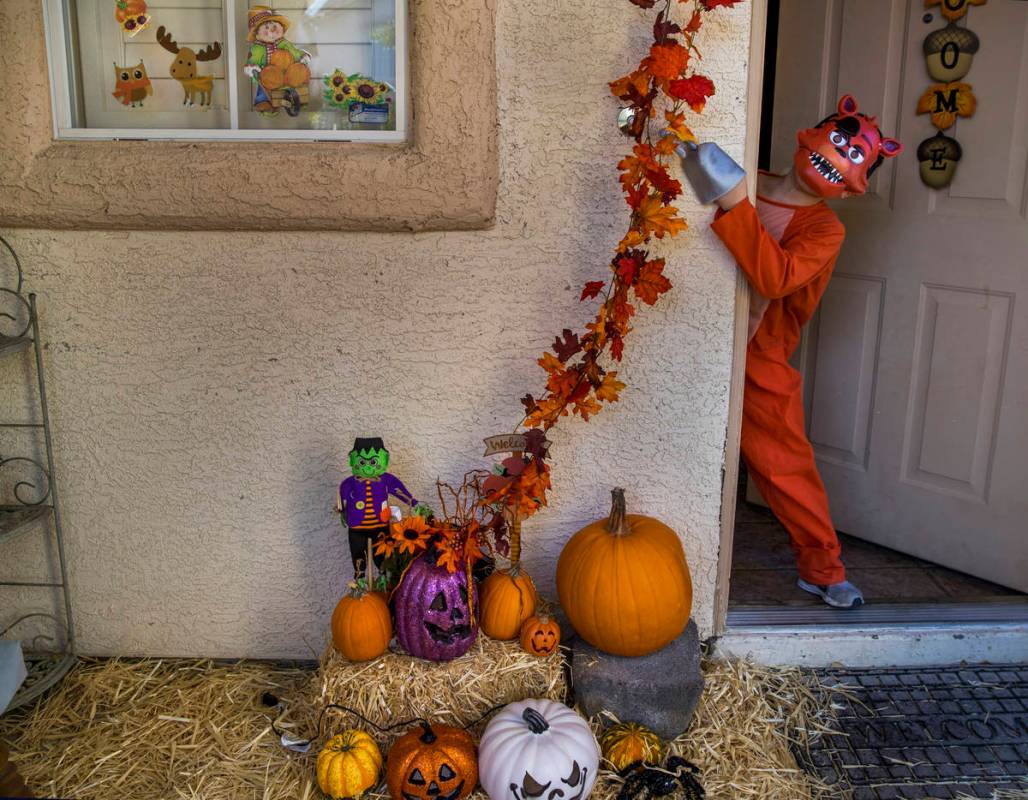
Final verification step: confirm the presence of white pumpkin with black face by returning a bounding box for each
[478,699,599,800]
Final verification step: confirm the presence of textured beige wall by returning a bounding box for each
[0,0,752,658]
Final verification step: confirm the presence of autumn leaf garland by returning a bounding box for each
[482,0,744,523]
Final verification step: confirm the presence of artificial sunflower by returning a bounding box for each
[390,514,433,556]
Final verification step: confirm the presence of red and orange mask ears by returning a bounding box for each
[794,94,903,198]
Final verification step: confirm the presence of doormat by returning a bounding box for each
[799,665,1028,799]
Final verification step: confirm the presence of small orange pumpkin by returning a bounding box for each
[556,488,692,657]
[331,582,392,662]
[386,722,477,800]
[479,567,538,640]
[519,614,560,657]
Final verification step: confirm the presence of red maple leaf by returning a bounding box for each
[684,9,703,33]
[581,281,606,301]
[668,74,716,112]
[635,258,673,305]
[615,250,646,285]
[645,163,683,202]
[625,183,648,209]
[629,0,657,6]
[700,0,742,9]
[521,393,536,415]
[553,329,583,362]
[610,334,625,362]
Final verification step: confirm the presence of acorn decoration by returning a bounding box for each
[923,22,980,82]
[917,132,963,189]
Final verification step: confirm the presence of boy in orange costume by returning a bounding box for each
[682,95,902,607]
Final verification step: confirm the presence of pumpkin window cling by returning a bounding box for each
[115,0,150,36]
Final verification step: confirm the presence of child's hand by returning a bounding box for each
[717,178,748,211]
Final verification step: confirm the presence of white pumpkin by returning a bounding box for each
[478,698,600,800]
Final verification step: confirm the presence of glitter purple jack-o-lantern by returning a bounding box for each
[394,555,479,661]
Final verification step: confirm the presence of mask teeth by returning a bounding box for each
[809,151,844,184]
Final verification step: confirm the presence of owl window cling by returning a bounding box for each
[243,6,313,117]
[112,61,153,108]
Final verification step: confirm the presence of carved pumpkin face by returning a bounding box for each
[386,723,477,800]
[394,556,479,661]
[479,699,600,800]
[519,615,561,657]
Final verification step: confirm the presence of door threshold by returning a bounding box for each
[727,598,1028,627]
[717,618,1028,668]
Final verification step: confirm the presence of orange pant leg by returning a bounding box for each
[740,349,846,585]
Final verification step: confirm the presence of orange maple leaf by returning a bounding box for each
[664,111,697,144]
[641,41,690,89]
[617,229,647,253]
[595,372,626,403]
[635,257,673,305]
[610,69,651,100]
[537,352,564,373]
[636,194,687,240]
[618,143,658,193]
[573,394,603,422]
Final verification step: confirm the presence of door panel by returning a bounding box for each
[807,274,884,469]
[769,0,1028,590]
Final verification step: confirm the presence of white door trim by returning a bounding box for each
[717,622,1028,668]
[713,0,766,637]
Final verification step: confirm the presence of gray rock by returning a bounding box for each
[568,620,704,739]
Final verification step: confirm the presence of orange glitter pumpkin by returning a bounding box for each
[386,723,477,800]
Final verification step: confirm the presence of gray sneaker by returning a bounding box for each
[797,579,865,609]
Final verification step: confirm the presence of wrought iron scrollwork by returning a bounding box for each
[0,235,31,339]
[0,456,52,507]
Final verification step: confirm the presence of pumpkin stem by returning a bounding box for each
[419,722,438,744]
[522,707,550,734]
[607,488,629,536]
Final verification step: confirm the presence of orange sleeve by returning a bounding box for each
[710,199,845,299]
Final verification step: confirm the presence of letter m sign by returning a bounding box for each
[934,89,959,113]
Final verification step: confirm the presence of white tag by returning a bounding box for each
[390,505,402,522]
[280,734,312,753]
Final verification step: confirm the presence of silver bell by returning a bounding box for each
[678,141,747,205]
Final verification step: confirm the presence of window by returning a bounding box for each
[43,0,407,141]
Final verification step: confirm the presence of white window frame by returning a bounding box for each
[40,0,408,142]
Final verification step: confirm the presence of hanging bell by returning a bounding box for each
[678,141,747,205]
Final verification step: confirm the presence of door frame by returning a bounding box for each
[712,0,767,636]
[711,0,1028,661]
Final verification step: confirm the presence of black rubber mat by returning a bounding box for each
[800,665,1028,799]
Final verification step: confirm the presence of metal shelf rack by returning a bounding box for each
[0,235,76,711]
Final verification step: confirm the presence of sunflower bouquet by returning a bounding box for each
[323,70,393,110]
[373,471,506,590]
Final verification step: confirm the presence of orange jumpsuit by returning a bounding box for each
[712,195,847,585]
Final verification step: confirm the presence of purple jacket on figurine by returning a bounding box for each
[337,473,418,530]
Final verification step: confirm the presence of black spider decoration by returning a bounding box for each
[616,756,705,800]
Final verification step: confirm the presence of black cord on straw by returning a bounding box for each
[266,696,509,751]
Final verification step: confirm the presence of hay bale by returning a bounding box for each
[314,636,567,739]
[0,655,839,800]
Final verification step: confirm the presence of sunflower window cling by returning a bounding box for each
[324,71,394,124]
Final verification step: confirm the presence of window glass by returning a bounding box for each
[49,0,405,139]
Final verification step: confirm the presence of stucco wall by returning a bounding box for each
[0,0,752,658]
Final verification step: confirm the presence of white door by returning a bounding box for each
[766,0,1028,591]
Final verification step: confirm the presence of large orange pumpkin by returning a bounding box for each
[479,567,537,641]
[556,488,691,657]
[331,583,392,662]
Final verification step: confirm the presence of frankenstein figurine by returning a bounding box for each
[337,438,429,574]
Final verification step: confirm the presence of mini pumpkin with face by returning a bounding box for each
[386,723,477,800]
[479,699,599,800]
[519,615,560,657]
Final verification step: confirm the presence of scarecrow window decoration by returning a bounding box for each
[42,0,407,141]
